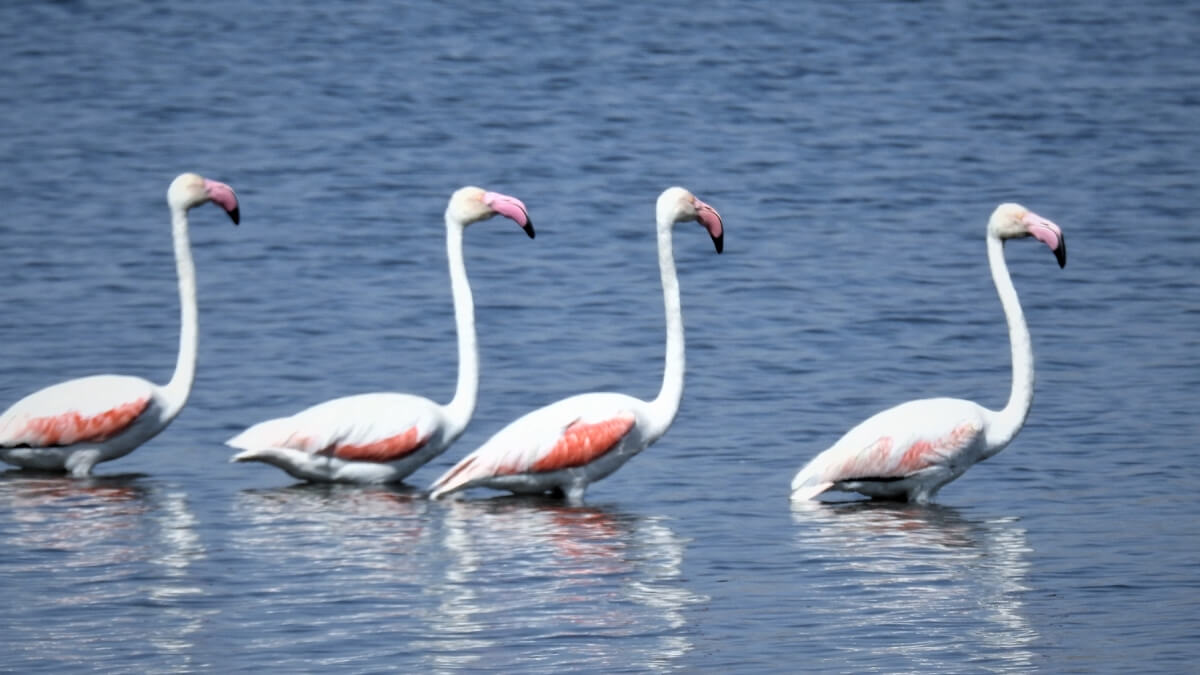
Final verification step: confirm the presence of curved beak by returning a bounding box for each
[204,179,240,225]
[695,199,724,254]
[483,191,534,239]
[1023,211,1065,268]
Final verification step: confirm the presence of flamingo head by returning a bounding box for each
[656,187,724,253]
[447,186,534,238]
[167,173,240,225]
[989,203,1066,268]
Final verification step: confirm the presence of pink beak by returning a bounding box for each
[483,191,534,238]
[1022,211,1065,267]
[694,198,724,253]
[204,179,240,225]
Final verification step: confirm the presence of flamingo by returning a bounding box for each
[0,173,240,477]
[791,203,1067,503]
[429,187,724,502]
[226,186,534,483]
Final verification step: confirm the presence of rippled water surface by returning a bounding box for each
[1,2,1198,672]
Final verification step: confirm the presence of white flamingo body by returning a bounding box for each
[227,392,452,483]
[791,398,989,502]
[791,203,1066,503]
[0,375,166,475]
[430,392,655,499]
[430,187,724,502]
[0,173,240,477]
[228,186,534,484]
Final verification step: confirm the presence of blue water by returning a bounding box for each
[1,1,1198,672]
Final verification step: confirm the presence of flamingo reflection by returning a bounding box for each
[422,497,705,672]
[232,484,430,556]
[790,500,1037,670]
[0,473,209,669]
[219,485,438,669]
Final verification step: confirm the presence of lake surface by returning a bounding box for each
[1,1,1198,672]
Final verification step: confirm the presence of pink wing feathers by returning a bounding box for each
[794,407,983,500]
[226,394,437,464]
[0,375,154,448]
[431,412,636,497]
[832,421,980,480]
[241,424,430,463]
[326,426,429,462]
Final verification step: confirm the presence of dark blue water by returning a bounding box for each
[1,2,1198,672]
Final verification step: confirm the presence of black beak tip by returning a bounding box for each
[228,207,240,225]
[1054,238,1066,268]
[523,221,535,239]
[712,233,724,254]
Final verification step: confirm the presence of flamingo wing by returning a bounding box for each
[831,422,981,481]
[0,375,154,448]
[324,424,430,463]
[431,408,637,498]
[793,399,984,499]
[227,393,438,463]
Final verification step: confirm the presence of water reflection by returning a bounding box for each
[423,497,705,673]
[1,472,151,564]
[231,483,430,557]
[0,472,209,671]
[224,484,434,669]
[790,500,1037,671]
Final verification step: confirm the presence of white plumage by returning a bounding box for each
[0,173,240,477]
[430,187,725,502]
[791,203,1066,503]
[228,186,534,484]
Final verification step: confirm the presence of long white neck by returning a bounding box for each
[161,206,198,419]
[646,221,684,440]
[984,233,1033,454]
[441,218,477,439]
